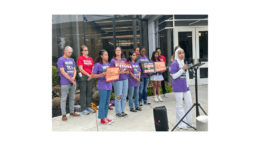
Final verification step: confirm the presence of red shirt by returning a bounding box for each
[77,55,94,75]
[159,55,166,64]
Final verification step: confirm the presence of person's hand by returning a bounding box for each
[120,70,124,74]
[160,71,164,73]
[101,72,106,76]
[182,64,187,70]
[141,64,143,68]
[148,72,151,75]
[87,75,92,81]
[136,78,140,82]
[169,68,171,72]
[125,70,130,74]
[69,77,76,84]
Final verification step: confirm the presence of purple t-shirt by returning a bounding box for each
[171,60,190,92]
[57,56,76,85]
[92,62,112,90]
[150,60,162,76]
[110,58,128,81]
[138,56,149,78]
[128,61,141,87]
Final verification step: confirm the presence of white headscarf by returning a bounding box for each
[175,48,190,88]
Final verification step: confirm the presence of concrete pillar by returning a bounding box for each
[133,15,137,48]
[75,15,80,59]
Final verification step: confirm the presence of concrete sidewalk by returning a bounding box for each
[52,85,208,132]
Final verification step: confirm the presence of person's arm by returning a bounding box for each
[171,64,187,79]
[78,65,90,76]
[91,64,106,78]
[59,68,75,84]
[92,72,106,78]
[72,67,77,79]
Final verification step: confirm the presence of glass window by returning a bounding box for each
[200,68,208,78]
[178,32,193,63]
[199,31,208,61]
[83,15,114,61]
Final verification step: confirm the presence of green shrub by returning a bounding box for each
[52,66,59,87]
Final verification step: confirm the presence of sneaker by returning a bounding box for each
[157,95,163,102]
[116,113,124,117]
[101,118,111,124]
[154,96,159,102]
[87,107,95,113]
[139,102,143,106]
[82,110,89,115]
[144,101,151,105]
[105,117,114,123]
[163,94,168,98]
[121,112,128,116]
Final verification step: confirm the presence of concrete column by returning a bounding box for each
[75,15,80,59]
[166,29,172,83]
[133,16,137,48]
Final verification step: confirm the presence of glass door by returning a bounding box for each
[174,27,208,85]
[174,28,196,85]
[195,28,208,85]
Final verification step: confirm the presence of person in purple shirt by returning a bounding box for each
[56,46,80,121]
[136,47,151,106]
[92,50,113,125]
[149,51,164,103]
[170,48,192,130]
[127,51,142,112]
[110,46,129,117]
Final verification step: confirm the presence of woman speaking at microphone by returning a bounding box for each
[170,48,193,130]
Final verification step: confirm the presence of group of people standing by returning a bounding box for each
[56,45,193,129]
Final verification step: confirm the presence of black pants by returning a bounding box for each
[79,75,93,111]
[161,72,166,94]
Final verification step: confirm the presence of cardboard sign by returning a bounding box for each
[106,67,120,82]
[143,62,155,73]
[114,60,133,71]
[155,62,166,72]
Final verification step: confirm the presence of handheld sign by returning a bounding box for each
[114,60,133,71]
[154,62,166,72]
[143,62,155,73]
[106,67,120,82]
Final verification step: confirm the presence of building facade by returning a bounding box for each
[52,14,208,85]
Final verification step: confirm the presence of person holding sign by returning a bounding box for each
[110,46,129,117]
[170,48,192,129]
[92,50,113,125]
[156,48,167,98]
[127,51,142,112]
[149,51,164,102]
[136,47,151,106]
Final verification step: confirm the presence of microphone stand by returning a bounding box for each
[171,62,207,131]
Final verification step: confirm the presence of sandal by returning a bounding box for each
[135,107,142,111]
[130,109,137,112]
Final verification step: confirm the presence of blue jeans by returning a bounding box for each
[139,77,149,103]
[98,89,112,119]
[113,79,128,114]
[128,86,139,110]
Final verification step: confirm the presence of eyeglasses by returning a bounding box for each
[116,50,121,52]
